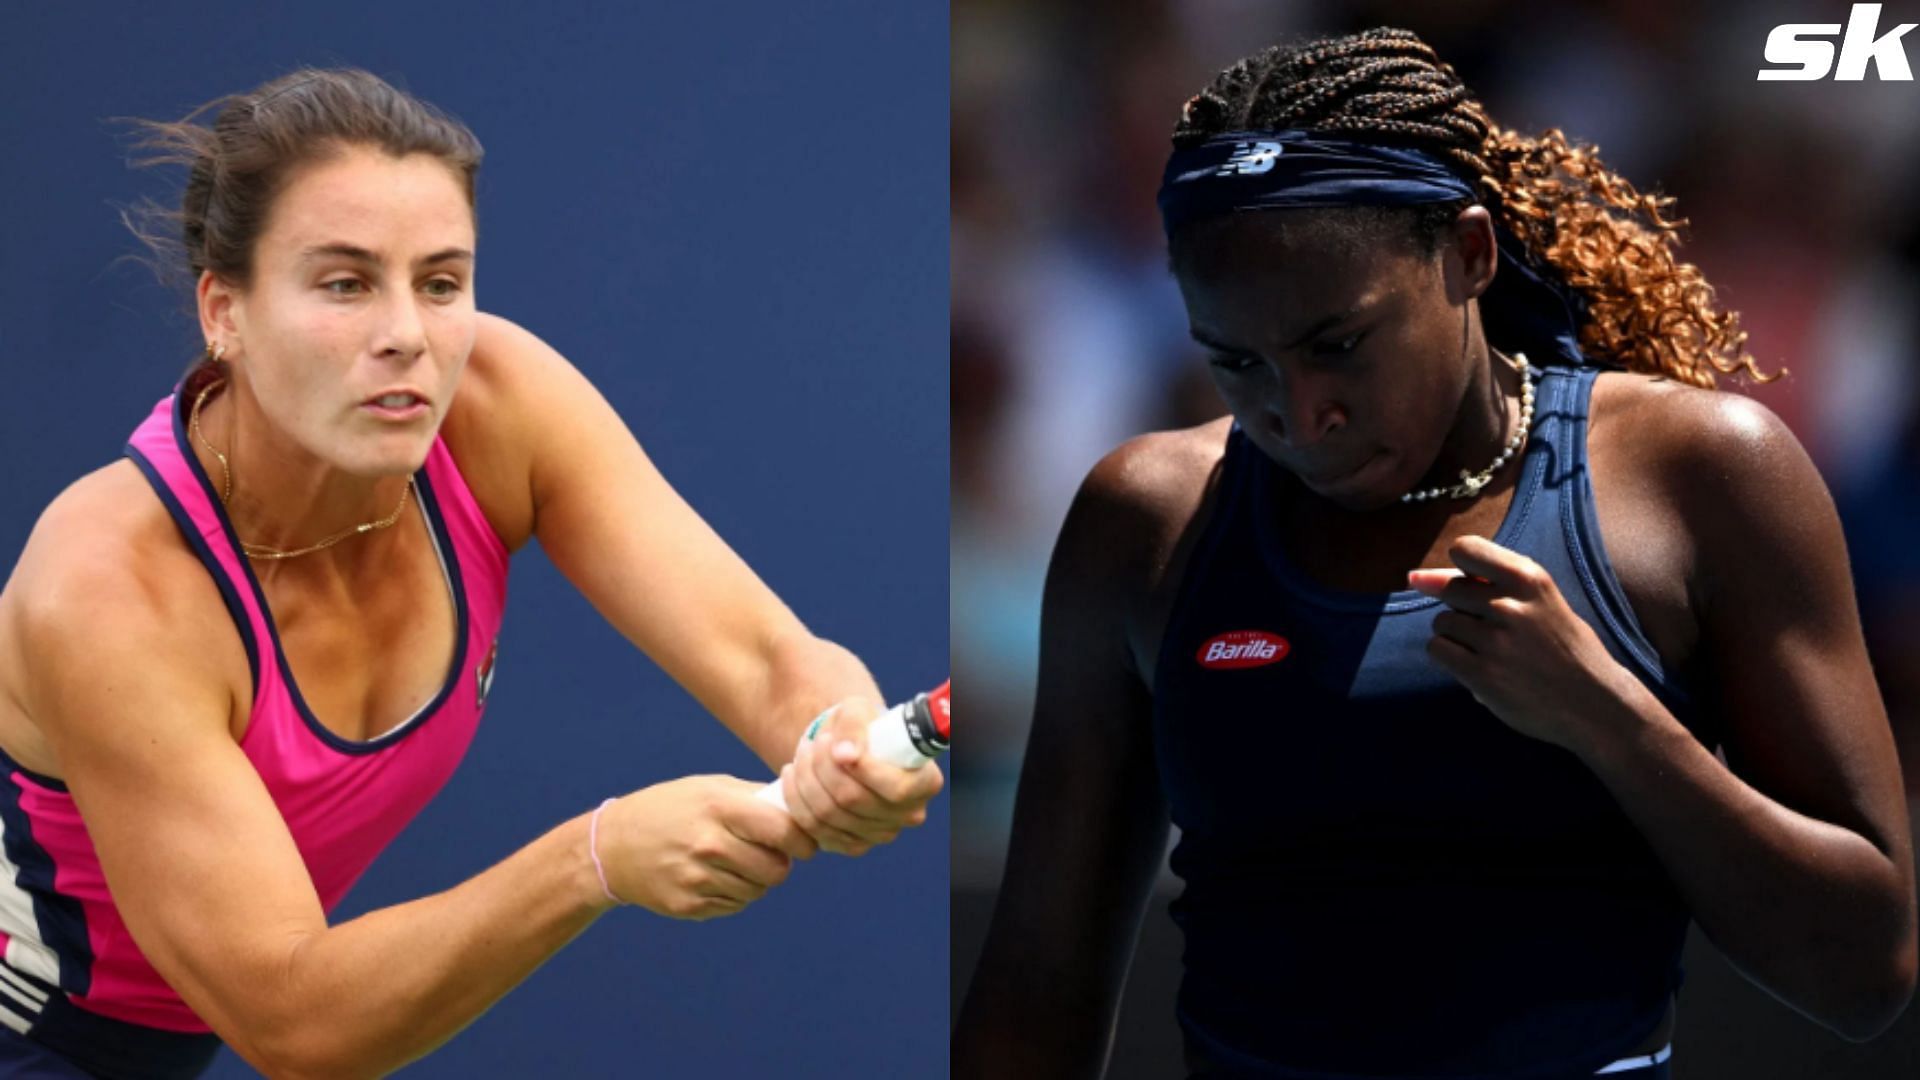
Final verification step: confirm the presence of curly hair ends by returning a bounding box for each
[1479,122,1774,388]
[1172,27,1779,389]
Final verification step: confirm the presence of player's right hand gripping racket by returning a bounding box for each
[756,681,950,811]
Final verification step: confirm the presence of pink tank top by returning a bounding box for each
[0,376,509,1047]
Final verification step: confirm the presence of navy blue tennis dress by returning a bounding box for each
[1153,362,1715,1078]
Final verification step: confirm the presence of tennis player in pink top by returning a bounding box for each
[0,68,939,1079]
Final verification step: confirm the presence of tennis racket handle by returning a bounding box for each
[755,682,950,810]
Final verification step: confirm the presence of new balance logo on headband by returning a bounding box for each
[1216,141,1283,176]
[1759,3,1916,80]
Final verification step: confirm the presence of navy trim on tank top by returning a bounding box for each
[125,445,264,701]
[161,387,471,756]
[1554,366,1690,705]
[0,740,68,796]
[0,768,93,997]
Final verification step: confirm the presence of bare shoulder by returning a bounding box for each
[1,462,244,768]
[461,309,556,393]
[1592,368,1838,611]
[436,311,551,553]
[449,309,652,553]
[1592,368,1803,472]
[1077,416,1232,541]
[1063,416,1233,680]
[7,461,223,629]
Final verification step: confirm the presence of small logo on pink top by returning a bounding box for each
[477,636,500,708]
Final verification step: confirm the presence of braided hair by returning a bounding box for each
[1173,28,1776,388]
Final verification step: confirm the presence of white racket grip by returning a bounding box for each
[755,700,930,811]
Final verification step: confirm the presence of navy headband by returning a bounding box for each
[1158,130,1592,368]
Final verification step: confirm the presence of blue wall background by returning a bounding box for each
[1,3,947,1077]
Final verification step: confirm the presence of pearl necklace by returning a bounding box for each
[1400,352,1536,504]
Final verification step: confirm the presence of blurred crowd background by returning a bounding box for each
[953,0,1920,1073]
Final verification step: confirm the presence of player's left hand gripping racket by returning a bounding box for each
[756,681,950,810]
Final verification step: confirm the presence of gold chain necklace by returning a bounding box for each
[189,378,411,561]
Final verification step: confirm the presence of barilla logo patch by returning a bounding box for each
[1196,630,1291,669]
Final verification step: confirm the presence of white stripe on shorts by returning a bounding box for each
[1594,1042,1673,1074]
[0,999,30,1036]
[0,963,47,1007]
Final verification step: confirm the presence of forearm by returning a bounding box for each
[734,629,884,771]
[1574,677,1917,1039]
[954,954,1126,1080]
[954,741,1170,1079]
[269,811,610,1077]
[956,888,1153,1080]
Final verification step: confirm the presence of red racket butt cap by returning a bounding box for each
[929,680,950,740]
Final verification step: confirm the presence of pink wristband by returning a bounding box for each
[589,798,622,905]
